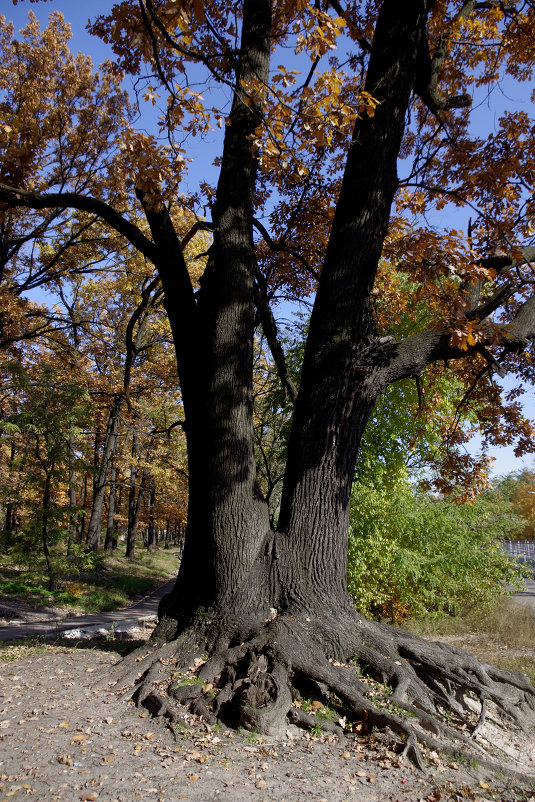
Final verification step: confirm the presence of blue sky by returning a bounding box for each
[4,0,535,479]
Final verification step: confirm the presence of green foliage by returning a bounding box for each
[1,362,91,587]
[0,547,176,613]
[253,322,306,526]
[347,465,526,623]
[355,375,462,481]
[496,469,535,539]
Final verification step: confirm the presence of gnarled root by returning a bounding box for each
[99,608,535,780]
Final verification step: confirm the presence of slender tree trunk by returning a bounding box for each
[126,429,144,559]
[3,503,15,552]
[104,463,117,552]
[86,396,123,550]
[3,440,16,552]
[67,431,77,555]
[164,518,170,549]
[42,472,55,592]
[78,472,88,544]
[147,487,156,552]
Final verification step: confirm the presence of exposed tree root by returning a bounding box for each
[95,608,535,780]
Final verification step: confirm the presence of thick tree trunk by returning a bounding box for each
[0,0,531,772]
[157,0,429,628]
[155,0,274,629]
[95,1,535,771]
[277,0,430,614]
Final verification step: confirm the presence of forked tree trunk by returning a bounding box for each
[98,0,535,772]
[158,0,426,630]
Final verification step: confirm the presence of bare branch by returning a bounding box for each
[180,220,215,252]
[254,269,298,405]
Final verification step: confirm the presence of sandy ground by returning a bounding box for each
[0,643,534,802]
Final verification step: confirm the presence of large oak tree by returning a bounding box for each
[2,0,535,769]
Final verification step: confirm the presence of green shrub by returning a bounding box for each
[348,467,526,623]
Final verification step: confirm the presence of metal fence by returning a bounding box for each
[503,540,535,563]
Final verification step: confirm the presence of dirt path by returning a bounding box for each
[512,579,535,611]
[0,579,532,643]
[0,645,532,802]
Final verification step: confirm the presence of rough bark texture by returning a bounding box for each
[153,0,275,630]
[98,2,532,775]
[125,0,534,775]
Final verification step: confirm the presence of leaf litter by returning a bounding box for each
[0,643,533,801]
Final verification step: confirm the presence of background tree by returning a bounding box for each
[0,356,91,588]
[2,0,535,768]
[502,470,535,539]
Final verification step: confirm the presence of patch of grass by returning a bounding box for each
[170,677,205,690]
[0,639,48,661]
[237,727,261,745]
[0,546,178,614]
[315,704,338,722]
[0,635,147,659]
[70,575,159,612]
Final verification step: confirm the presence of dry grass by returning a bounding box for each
[406,598,535,685]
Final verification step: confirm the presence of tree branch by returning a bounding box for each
[0,183,159,263]
[376,288,535,388]
[253,270,298,405]
[252,218,319,280]
[415,1,475,112]
[143,0,236,90]
[123,275,162,408]
[327,0,372,51]
[506,293,535,349]
[180,220,215,252]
